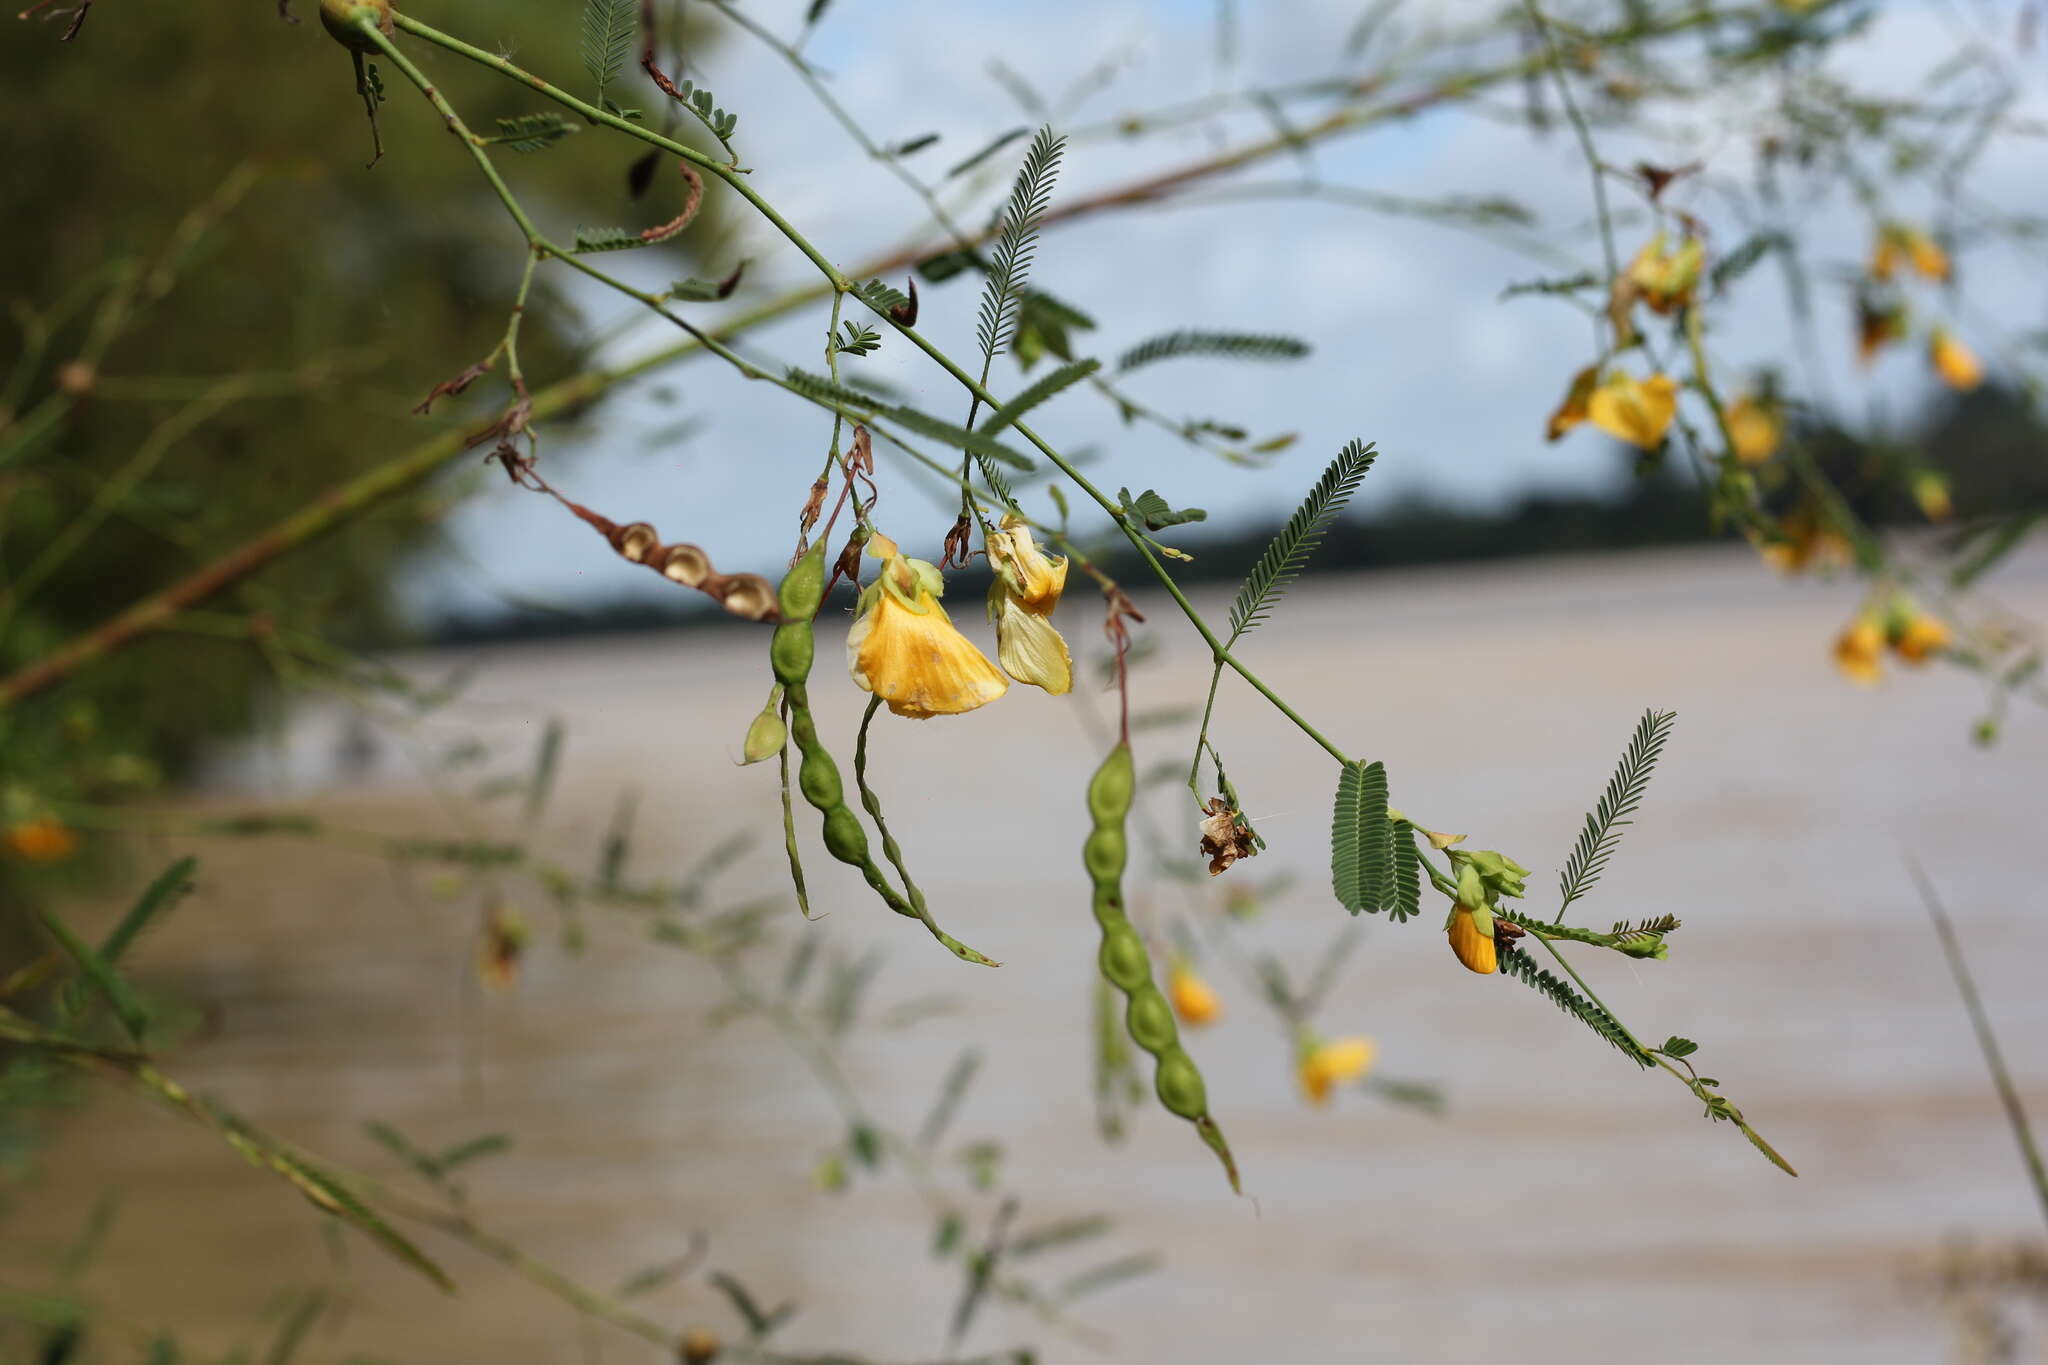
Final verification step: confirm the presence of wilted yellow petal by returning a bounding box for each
[1724,395,1781,465]
[1904,229,1950,283]
[1446,904,1497,974]
[985,515,1068,610]
[1833,618,1885,687]
[848,583,1007,718]
[1587,373,1679,450]
[988,590,1073,695]
[1930,329,1982,391]
[1546,365,1598,442]
[1625,233,1704,314]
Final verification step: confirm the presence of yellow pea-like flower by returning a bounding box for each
[1586,372,1679,450]
[1624,232,1705,315]
[1833,616,1885,687]
[847,533,1008,719]
[1724,394,1782,465]
[1298,1036,1376,1105]
[1930,329,1982,391]
[984,515,1072,696]
[1892,613,1951,664]
[1446,904,1498,974]
[3,817,79,865]
[1169,964,1220,1027]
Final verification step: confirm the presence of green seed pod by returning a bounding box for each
[741,687,787,764]
[1083,828,1126,884]
[1097,928,1150,992]
[799,748,843,811]
[1154,1049,1209,1120]
[1126,985,1177,1054]
[777,540,829,621]
[820,807,870,865]
[770,622,815,686]
[1080,742,1239,1193]
[319,0,393,50]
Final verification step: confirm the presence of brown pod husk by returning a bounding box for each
[662,543,711,586]
[719,574,779,622]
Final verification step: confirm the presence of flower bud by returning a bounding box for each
[320,0,394,50]
[740,689,787,764]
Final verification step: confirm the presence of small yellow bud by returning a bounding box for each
[1832,616,1885,687]
[1168,965,1221,1027]
[1298,1036,1376,1105]
[1892,613,1951,664]
[1930,329,1982,391]
[1723,394,1782,465]
[4,818,79,865]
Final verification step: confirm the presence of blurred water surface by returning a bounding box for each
[10,544,2047,1363]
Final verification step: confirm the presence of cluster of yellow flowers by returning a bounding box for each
[1861,222,1982,391]
[3,817,79,865]
[1833,594,1952,686]
[846,518,1072,718]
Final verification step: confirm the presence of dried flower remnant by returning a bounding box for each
[846,533,1007,719]
[1297,1034,1376,1105]
[983,515,1073,695]
[1586,372,1679,450]
[1623,232,1706,315]
[4,817,79,864]
[1168,963,1221,1027]
[1857,297,1907,366]
[1197,797,1259,877]
[1930,328,1983,391]
[476,903,528,990]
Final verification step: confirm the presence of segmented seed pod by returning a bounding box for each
[662,543,711,586]
[614,522,660,563]
[1083,743,1239,1191]
[718,573,777,622]
[768,541,996,967]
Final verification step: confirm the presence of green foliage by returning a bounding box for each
[1115,330,1310,373]
[1116,488,1206,530]
[978,358,1100,436]
[99,857,196,965]
[1228,439,1377,641]
[1388,819,1423,923]
[975,126,1065,363]
[36,908,148,1045]
[946,126,1030,180]
[834,320,882,359]
[489,112,578,152]
[1557,709,1676,919]
[572,225,653,254]
[1331,760,1393,915]
[1496,945,1651,1067]
[580,0,637,103]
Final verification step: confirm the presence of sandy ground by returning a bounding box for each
[6,542,2047,1363]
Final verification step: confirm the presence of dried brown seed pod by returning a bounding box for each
[719,574,779,622]
[662,543,711,586]
[615,522,661,563]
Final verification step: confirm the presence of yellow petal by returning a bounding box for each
[1724,395,1781,465]
[1587,373,1678,450]
[1545,365,1598,442]
[1169,967,1221,1027]
[1299,1037,1376,1104]
[989,590,1072,695]
[848,588,1007,718]
[1446,905,1498,974]
[1931,330,1982,391]
[1906,230,1950,283]
[1833,618,1885,687]
[986,515,1068,610]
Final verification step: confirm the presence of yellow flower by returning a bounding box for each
[1445,863,1498,974]
[1930,329,1982,391]
[1545,365,1597,442]
[983,515,1072,695]
[1298,1036,1376,1105]
[1868,230,1901,284]
[1757,503,1852,576]
[847,533,1008,719]
[1833,616,1885,687]
[1872,223,1949,283]
[1890,611,1951,664]
[1624,232,1705,315]
[1911,471,1952,523]
[1723,394,1782,465]
[3,817,79,865]
[1169,964,1221,1027]
[1586,372,1679,450]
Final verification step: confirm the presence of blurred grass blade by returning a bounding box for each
[37,907,148,1043]
[100,856,197,965]
[917,1048,981,1150]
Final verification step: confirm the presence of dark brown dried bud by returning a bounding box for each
[662,543,711,586]
[616,523,661,563]
[889,277,919,327]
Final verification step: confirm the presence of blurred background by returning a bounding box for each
[3,0,2046,1360]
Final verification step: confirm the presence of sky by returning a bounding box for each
[409,0,2047,621]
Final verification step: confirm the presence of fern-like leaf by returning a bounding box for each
[572,225,648,254]
[1556,708,1675,918]
[1116,330,1310,373]
[1497,946,1650,1067]
[978,358,1100,437]
[1331,760,1393,915]
[974,126,1065,363]
[489,113,578,153]
[1389,819,1422,922]
[580,0,637,101]
[1228,439,1376,642]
